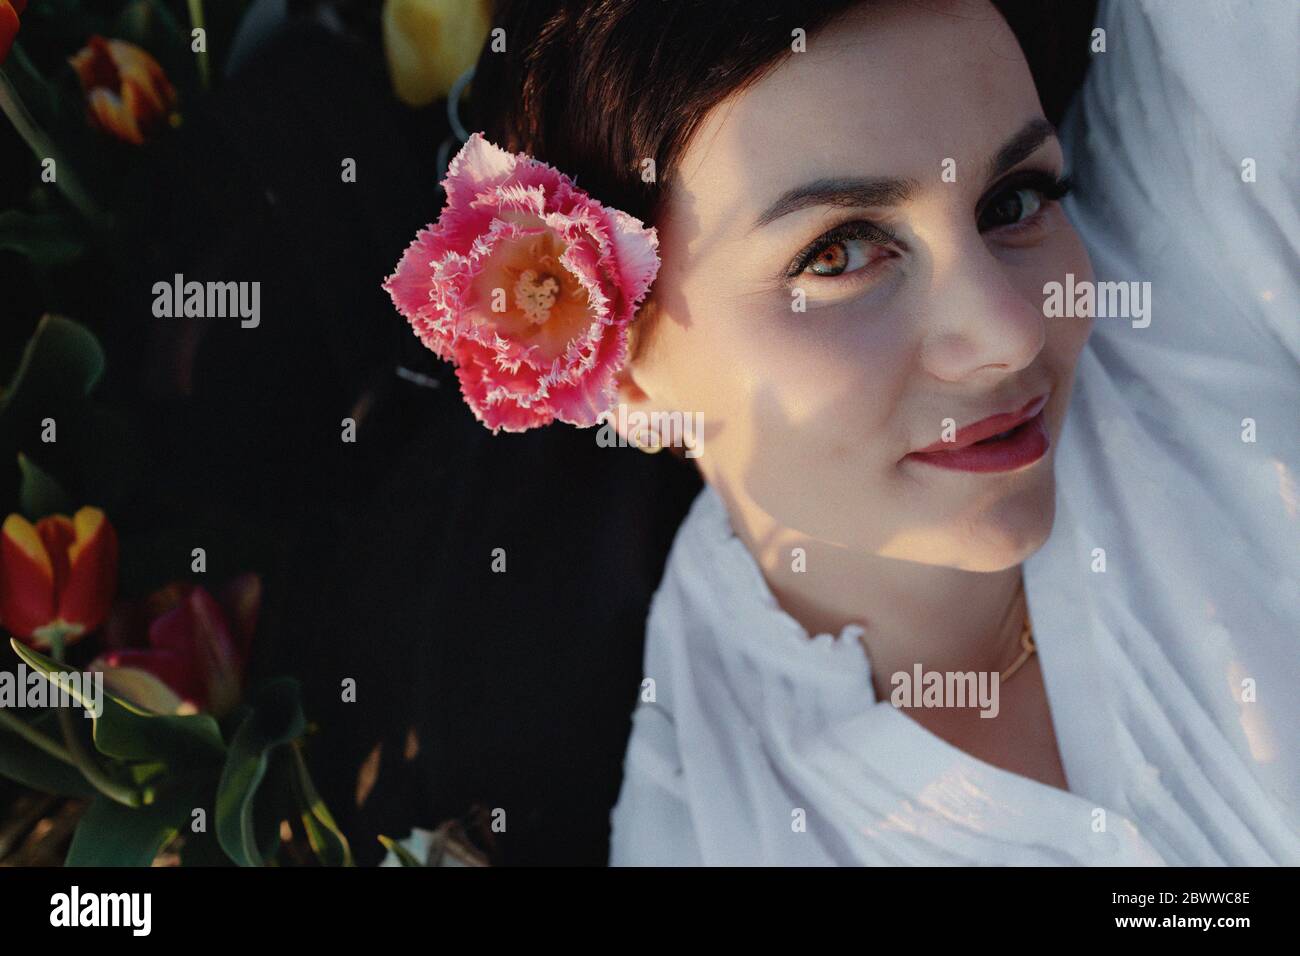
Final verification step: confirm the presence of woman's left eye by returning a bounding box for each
[979,186,1043,230]
[977,172,1071,233]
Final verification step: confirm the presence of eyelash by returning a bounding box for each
[785,170,1074,281]
[785,220,898,279]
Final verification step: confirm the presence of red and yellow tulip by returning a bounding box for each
[0,0,25,67]
[68,35,178,145]
[0,507,118,650]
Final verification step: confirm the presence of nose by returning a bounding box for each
[916,238,1046,383]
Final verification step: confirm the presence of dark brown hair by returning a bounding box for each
[468,0,865,227]
[467,0,1093,223]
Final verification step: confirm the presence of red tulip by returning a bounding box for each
[91,574,260,717]
[0,507,118,650]
[0,0,26,67]
[68,35,178,145]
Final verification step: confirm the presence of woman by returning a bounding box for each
[387,0,1298,864]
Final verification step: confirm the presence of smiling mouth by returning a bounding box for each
[975,424,1022,444]
[904,393,1052,474]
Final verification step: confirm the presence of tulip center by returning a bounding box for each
[513,269,561,325]
[470,225,593,361]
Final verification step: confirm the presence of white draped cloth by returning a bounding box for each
[608,0,1300,866]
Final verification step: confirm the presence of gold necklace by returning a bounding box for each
[855,582,1036,682]
[999,613,1036,683]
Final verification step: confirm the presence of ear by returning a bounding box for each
[605,359,662,449]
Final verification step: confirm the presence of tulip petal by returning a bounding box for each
[382,0,491,108]
[219,572,261,666]
[441,131,520,210]
[184,588,243,717]
[382,226,456,358]
[0,2,20,67]
[70,36,177,146]
[144,581,189,619]
[87,86,142,144]
[92,649,204,712]
[55,507,118,635]
[35,514,74,598]
[92,662,191,716]
[149,588,242,716]
[0,513,56,639]
[453,342,556,433]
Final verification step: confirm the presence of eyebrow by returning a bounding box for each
[984,117,1058,186]
[750,117,1059,231]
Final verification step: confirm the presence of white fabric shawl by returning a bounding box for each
[608,0,1300,866]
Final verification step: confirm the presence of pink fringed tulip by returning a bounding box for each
[384,132,660,433]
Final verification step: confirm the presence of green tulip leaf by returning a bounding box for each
[16,452,73,520]
[0,210,86,272]
[215,677,306,867]
[0,315,105,417]
[114,0,189,63]
[9,639,225,768]
[65,774,210,867]
[378,834,426,867]
[0,708,95,797]
[99,666,188,718]
[290,741,352,866]
[128,760,169,787]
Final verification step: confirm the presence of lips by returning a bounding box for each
[905,393,1051,474]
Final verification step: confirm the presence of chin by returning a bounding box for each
[955,481,1058,571]
[880,475,1059,571]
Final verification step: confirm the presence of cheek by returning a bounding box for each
[657,275,912,419]
[1000,218,1095,368]
[1047,314,1093,371]
[647,286,917,511]
[1003,210,1095,301]
[1038,225,1095,369]
[729,309,917,487]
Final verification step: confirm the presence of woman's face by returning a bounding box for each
[621,0,1094,571]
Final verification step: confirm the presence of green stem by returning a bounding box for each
[0,65,105,222]
[46,632,144,809]
[54,705,142,807]
[186,0,210,91]
[0,706,77,766]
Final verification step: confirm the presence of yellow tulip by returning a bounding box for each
[382,0,492,108]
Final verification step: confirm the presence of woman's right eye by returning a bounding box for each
[806,237,871,276]
[787,220,898,280]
